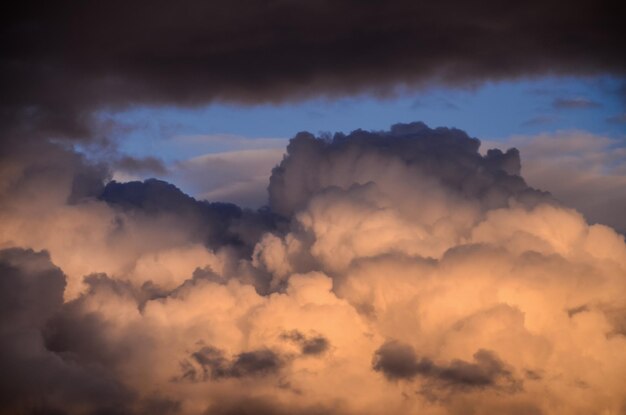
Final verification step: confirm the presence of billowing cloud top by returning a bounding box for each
[1,0,624,140]
[1,122,625,414]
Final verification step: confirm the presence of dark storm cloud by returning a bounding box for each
[552,97,602,109]
[372,340,521,392]
[1,0,624,140]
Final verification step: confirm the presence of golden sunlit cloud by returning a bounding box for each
[1,123,624,414]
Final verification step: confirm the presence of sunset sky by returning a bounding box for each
[1,1,625,415]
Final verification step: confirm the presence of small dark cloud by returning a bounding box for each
[552,97,602,110]
[372,340,424,380]
[566,304,590,318]
[606,113,626,124]
[186,346,283,381]
[372,340,521,393]
[231,350,283,378]
[524,369,543,380]
[280,330,329,356]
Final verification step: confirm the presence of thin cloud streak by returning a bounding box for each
[552,97,602,109]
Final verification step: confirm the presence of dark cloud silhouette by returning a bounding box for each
[1,0,623,141]
[268,122,549,217]
[100,179,249,249]
[552,97,602,109]
[184,346,283,381]
[372,340,521,392]
[280,330,329,355]
[372,340,424,381]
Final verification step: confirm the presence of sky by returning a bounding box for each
[112,75,625,161]
[102,75,626,225]
[1,1,626,415]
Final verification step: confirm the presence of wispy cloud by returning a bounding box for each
[521,115,559,126]
[552,97,602,109]
[606,113,626,124]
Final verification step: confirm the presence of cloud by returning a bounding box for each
[552,97,602,109]
[170,134,288,153]
[0,248,135,415]
[268,122,546,221]
[521,115,558,127]
[483,131,626,233]
[280,330,330,356]
[1,1,624,141]
[1,122,626,414]
[170,148,285,208]
[606,113,626,123]
[373,341,520,393]
[185,347,283,381]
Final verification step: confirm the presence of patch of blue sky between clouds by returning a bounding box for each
[89,76,624,208]
[101,75,624,163]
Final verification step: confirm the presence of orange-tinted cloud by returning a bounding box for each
[1,123,625,414]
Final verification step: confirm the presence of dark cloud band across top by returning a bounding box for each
[1,0,624,140]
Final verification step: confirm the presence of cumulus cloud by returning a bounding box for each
[0,248,134,415]
[1,122,625,414]
[483,131,626,233]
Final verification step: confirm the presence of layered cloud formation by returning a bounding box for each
[1,122,625,414]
